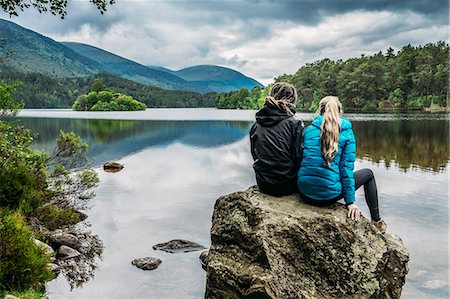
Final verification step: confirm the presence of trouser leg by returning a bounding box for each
[354,169,380,221]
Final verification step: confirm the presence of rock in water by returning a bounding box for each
[49,231,81,249]
[131,257,162,270]
[103,162,124,173]
[206,187,410,299]
[57,245,81,259]
[153,239,206,253]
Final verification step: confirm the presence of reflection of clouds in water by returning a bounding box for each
[47,125,449,299]
[355,159,448,298]
[47,138,255,299]
[105,139,253,194]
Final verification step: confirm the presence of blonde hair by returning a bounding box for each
[317,96,343,166]
[264,82,297,114]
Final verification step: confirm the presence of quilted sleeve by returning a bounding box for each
[339,129,356,205]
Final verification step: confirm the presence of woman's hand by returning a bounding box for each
[347,203,361,221]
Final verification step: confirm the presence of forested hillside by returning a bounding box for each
[0,72,216,108]
[277,41,448,111]
[217,42,448,111]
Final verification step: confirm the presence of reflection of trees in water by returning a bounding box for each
[19,118,253,145]
[18,117,448,172]
[56,225,103,290]
[353,120,449,172]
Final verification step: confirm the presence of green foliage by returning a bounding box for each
[1,0,115,18]
[0,290,46,299]
[0,122,49,213]
[0,81,24,117]
[275,41,448,111]
[34,204,80,231]
[216,86,264,109]
[0,72,217,108]
[0,211,53,291]
[73,89,147,111]
[0,113,99,294]
[91,78,106,92]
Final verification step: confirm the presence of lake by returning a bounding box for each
[15,109,449,299]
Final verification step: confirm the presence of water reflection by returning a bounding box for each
[17,117,449,173]
[17,118,253,166]
[13,115,446,298]
[352,120,449,172]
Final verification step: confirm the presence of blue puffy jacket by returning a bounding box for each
[297,115,356,204]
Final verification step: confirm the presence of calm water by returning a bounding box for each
[15,109,449,299]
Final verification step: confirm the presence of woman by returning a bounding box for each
[297,96,386,232]
[250,82,304,197]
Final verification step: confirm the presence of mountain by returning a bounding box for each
[0,18,263,93]
[0,19,102,77]
[61,42,201,91]
[148,65,264,92]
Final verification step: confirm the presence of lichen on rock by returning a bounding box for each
[205,186,409,299]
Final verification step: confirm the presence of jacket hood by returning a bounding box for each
[255,106,293,127]
[311,115,352,130]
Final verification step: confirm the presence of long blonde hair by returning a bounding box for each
[264,82,297,114]
[317,96,343,166]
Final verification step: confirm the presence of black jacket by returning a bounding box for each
[250,106,304,196]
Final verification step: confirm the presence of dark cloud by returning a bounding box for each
[0,0,447,84]
[174,0,448,25]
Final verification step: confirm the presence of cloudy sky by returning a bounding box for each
[1,0,448,84]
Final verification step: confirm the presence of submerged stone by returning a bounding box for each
[153,239,206,253]
[131,257,162,270]
[103,162,124,173]
[206,186,410,299]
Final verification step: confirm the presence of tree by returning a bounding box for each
[1,0,115,18]
[0,82,24,117]
[92,78,106,92]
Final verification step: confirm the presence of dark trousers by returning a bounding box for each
[301,169,380,221]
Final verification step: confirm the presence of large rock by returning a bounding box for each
[49,231,81,249]
[206,187,409,299]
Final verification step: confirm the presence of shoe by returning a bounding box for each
[373,219,387,233]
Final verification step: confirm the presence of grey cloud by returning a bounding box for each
[173,0,448,25]
[0,0,447,84]
[226,54,249,67]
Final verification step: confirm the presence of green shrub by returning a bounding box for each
[0,122,50,213]
[0,211,53,291]
[73,89,146,111]
[0,290,46,299]
[34,204,81,231]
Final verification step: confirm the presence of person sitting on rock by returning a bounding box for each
[250,82,304,197]
[297,96,387,232]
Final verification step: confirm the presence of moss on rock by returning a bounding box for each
[205,187,409,299]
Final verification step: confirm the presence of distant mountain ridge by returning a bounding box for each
[147,65,263,92]
[0,18,263,93]
[61,42,201,91]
